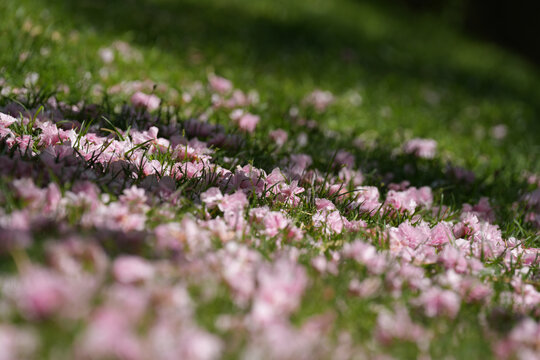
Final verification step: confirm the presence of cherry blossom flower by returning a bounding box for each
[352,186,381,214]
[375,306,427,345]
[113,256,155,284]
[208,74,233,94]
[234,112,260,133]
[131,91,160,111]
[200,187,224,208]
[15,268,72,319]
[269,129,288,147]
[416,287,461,318]
[0,83,537,359]
[250,257,307,326]
[403,138,437,159]
[0,325,38,360]
[0,111,17,127]
[303,89,334,112]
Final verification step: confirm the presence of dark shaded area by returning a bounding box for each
[392,0,540,66]
[43,0,540,137]
[465,0,540,65]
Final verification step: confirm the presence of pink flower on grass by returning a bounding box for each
[98,47,115,63]
[263,211,290,237]
[15,268,70,319]
[10,135,34,154]
[311,255,339,275]
[375,306,426,345]
[462,197,496,223]
[303,89,334,112]
[315,198,336,212]
[403,138,437,159]
[338,167,364,186]
[77,308,143,360]
[491,124,508,140]
[44,182,62,213]
[342,240,387,274]
[131,91,160,111]
[388,221,431,250]
[250,257,307,325]
[523,189,540,209]
[249,206,270,223]
[289,154,312,173]
[95,202,147,232]
[218,191,248,213]
[352,186,381,214]
[0,325,38,360]
[276,180,304,206]
[11,178,45,207]
[313,210,344,234]
[246,317,329,360]
[113,256,155,284]
[459,278,492,303]
[438,245,469,273]
[0,126,14,140]
[208,74,233,94]
[269,129,288,147]
[385,186,433,213]
[417,287,461,318]
[38,121,77,146]
[222,89,250,108]
[200,187,224,209]
[176,327,223,360]
[429,222,454,246]
[172,161,206,180]
[219,243,260,306]
[236,112,260,133]
[327,184,348,199]
[349,278,381,298]
[147,318,222,360]
[494,319,540,360]
[266,168,286,190]
[343,218,367,232]
[215,191,249,232]
[119,186,148,206]
[334,150,355,169]
[0,112,17,127]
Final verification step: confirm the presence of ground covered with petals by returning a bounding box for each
[1,0,539,359]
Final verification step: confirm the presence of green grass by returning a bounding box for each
[2,0,539,169]
[1,0,539,358]
[3,0,539,222]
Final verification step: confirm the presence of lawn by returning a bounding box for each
[0,0,539,359]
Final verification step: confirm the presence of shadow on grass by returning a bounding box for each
[36,0,540,178]
[43,0,540,107]
[3,89,536,243]
[10,0,538,240]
